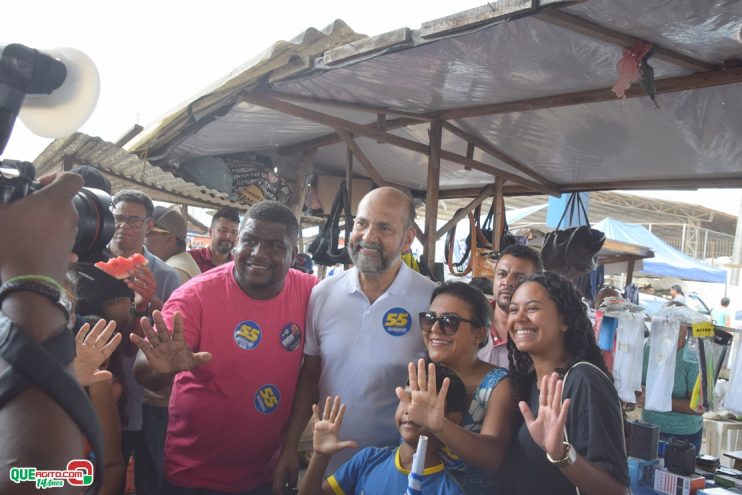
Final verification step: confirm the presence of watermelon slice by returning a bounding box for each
[94,253,149,280]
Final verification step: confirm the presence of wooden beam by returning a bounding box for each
[537,10,715,73]
[626,259,635,285]
[424,121,442,275]
[115,124,144,147]
[287,149,315,220]
[346,145,353,215]
[437,149,560,196]
[246,93,558,195]
[428,66,742,121]
[442,121,556,188]
[266,91,431,121]
[278,117,420,156]
[413,221,426,245]
[435,183,496,240]
[337,130,388,187]
[465,142,475,164]
[492,177,505,251]
[556,175,742,192]
[536,9,717,72]
[438,185,544,199]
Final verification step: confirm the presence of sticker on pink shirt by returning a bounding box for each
[280,323,302,351]
[234,320,262,350]
[255,384,281,413]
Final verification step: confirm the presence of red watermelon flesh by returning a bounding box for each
[94,253,149,280]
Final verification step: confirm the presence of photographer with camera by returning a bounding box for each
[0,172,101,494]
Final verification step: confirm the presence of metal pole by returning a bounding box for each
[731,196,742,287]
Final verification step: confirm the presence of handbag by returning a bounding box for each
[479,202,517,252]
[445,210,496,278]
[445,202,517,277]
[541,193,605,279]
[307,180,352,266]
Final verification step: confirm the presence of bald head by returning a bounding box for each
[349,187,416,275]
[359,187,416,229]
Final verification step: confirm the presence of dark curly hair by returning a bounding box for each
[507,271,610,401]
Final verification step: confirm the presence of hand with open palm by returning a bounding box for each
[311,396,358,456]
[519,372,571,459]
[74,318,122,386]
[130,310,212,374]
[395,359,449,434]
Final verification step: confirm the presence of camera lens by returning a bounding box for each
[72,187,115,261]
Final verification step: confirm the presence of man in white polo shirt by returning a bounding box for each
[273,187,436,491]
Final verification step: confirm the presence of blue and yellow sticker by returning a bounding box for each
[279,323,302,351]
[382,307,412,337]
[234,320,262,350]
[255,384,281,414]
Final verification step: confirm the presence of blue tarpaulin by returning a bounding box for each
[593,218,727,284]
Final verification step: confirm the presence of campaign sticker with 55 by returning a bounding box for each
[9,459,94,489]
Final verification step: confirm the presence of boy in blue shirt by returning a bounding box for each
[300,362,467,495]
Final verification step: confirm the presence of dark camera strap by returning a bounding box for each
[0,313,103,493]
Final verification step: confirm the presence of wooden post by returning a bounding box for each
[346,144,353,213]
[424,121,442,275]
[492,176,505,251]
[345,145,354,269]
[287,150,315,221]
[626,259,635,285]
[180,204,189,247]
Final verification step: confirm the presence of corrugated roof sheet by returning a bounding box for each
[123,0,742,195]
[34,133,244,209]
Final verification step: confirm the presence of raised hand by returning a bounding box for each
[395,359,448,434]
[74,319,122,386]
[519,372,571,459]
[130,310,212,374]
[311,396,357,456]
[126,265,157,308]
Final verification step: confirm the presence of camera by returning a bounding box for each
[0,159,114,262]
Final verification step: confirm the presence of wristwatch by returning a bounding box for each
[0,279,72,321]
[547,442,577,468]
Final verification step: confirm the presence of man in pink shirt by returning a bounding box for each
[477,244,542,368]
[132,201,317,495]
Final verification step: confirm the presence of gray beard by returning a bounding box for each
[350,249,392,274]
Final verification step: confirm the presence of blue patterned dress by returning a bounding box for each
[441,366,508,494]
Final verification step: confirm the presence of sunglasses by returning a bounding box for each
[418,311,476,335]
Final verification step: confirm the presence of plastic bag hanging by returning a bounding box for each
[645,316,679,412]
[613,314,646,403]
[724,338,742,414]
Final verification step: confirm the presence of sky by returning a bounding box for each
[3,0,741,217]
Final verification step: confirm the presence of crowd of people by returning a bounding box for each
[4,170,664,495]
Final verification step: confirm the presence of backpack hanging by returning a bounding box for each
[307,180,352,266]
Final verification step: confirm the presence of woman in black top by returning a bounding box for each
[503,272,629,495]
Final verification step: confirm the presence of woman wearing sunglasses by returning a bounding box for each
[503,272,629,495]
[402,281,515,494]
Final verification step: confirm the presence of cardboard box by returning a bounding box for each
[312,175,374,216]
[654,468,706,495]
